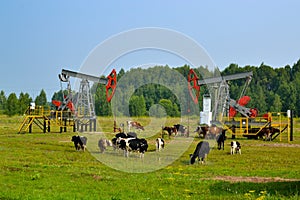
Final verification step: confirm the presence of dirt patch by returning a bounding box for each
[248,143,300,148]
[201,176,300,183]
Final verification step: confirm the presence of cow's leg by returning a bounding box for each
[140,152,144,158]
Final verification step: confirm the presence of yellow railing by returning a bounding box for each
[222,112,289,140]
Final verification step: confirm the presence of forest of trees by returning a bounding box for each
[1,59,300,117]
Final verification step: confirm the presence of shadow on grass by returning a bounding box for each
[209,181,300,198]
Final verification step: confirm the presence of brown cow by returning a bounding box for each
[127,120,144,131]
[162,126,177,139]
[207,124,223,139]
[195,126,209,138]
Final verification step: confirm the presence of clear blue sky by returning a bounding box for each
[1,0,299,100]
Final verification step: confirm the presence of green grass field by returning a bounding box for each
[0,115,300,200]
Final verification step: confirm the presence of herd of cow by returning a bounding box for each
[71,121,242,165]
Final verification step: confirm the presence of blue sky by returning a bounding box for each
[1,0,299,100]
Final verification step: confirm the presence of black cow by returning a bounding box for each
[119,138,148,157]
[71,135,87,151]
[216,130,226,150]
[190,141,210,164]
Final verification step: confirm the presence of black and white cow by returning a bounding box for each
[156,137,165,152]
[230,141,241,155]
[111,132,136,151]
[71,135,87,151]
[98,138,113,153]
[119,138,148,158]
[190,141,210,164]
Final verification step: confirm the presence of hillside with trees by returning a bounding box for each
[1,59,300,117]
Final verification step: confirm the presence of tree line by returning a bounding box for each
[0,89,48,116]
[1,59,300,117]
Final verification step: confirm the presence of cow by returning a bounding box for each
[190,141,210,164]
[162,126,177,138]
[156,138,165,152]
[207,125,222,139]
[216,129,226,150]
[174,124,187,136]
[231,141,241,155]
[195,126,209,138]
[111,132,136,151]
[98,138,113,153]
[71,135,87,151]
[119,138,148,158]
[127,120,144,131]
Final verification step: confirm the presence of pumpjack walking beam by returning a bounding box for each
[197,71,253,86]
[60,69,108,85]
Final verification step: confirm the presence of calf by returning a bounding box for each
[190,141,210,164]
[71,135,87,151]
[156,138,165,152]
[98,138,113,153]
[119,138,148,158]
[231,141,241,155]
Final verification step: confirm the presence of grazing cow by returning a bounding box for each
[162,126,177,138]
[174,124,187,136]
[98,138,113,153]
[195,126,209,138]
[71,135,87,151]
[216,130,226,150]
[127,120,144,131]
[119,138,148,157]
[156,138,165,152]
[231,141,241,155]
[190,141,210,164]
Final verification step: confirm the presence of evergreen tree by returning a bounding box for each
[270,94,282,112]
[6,93,19,116]
[18,92,32,114]
[0,90,6,112]
[35,89,47,106]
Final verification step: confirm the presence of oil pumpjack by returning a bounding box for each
[54,69,117,132]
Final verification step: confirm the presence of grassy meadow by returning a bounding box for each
[0,115,300,199]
